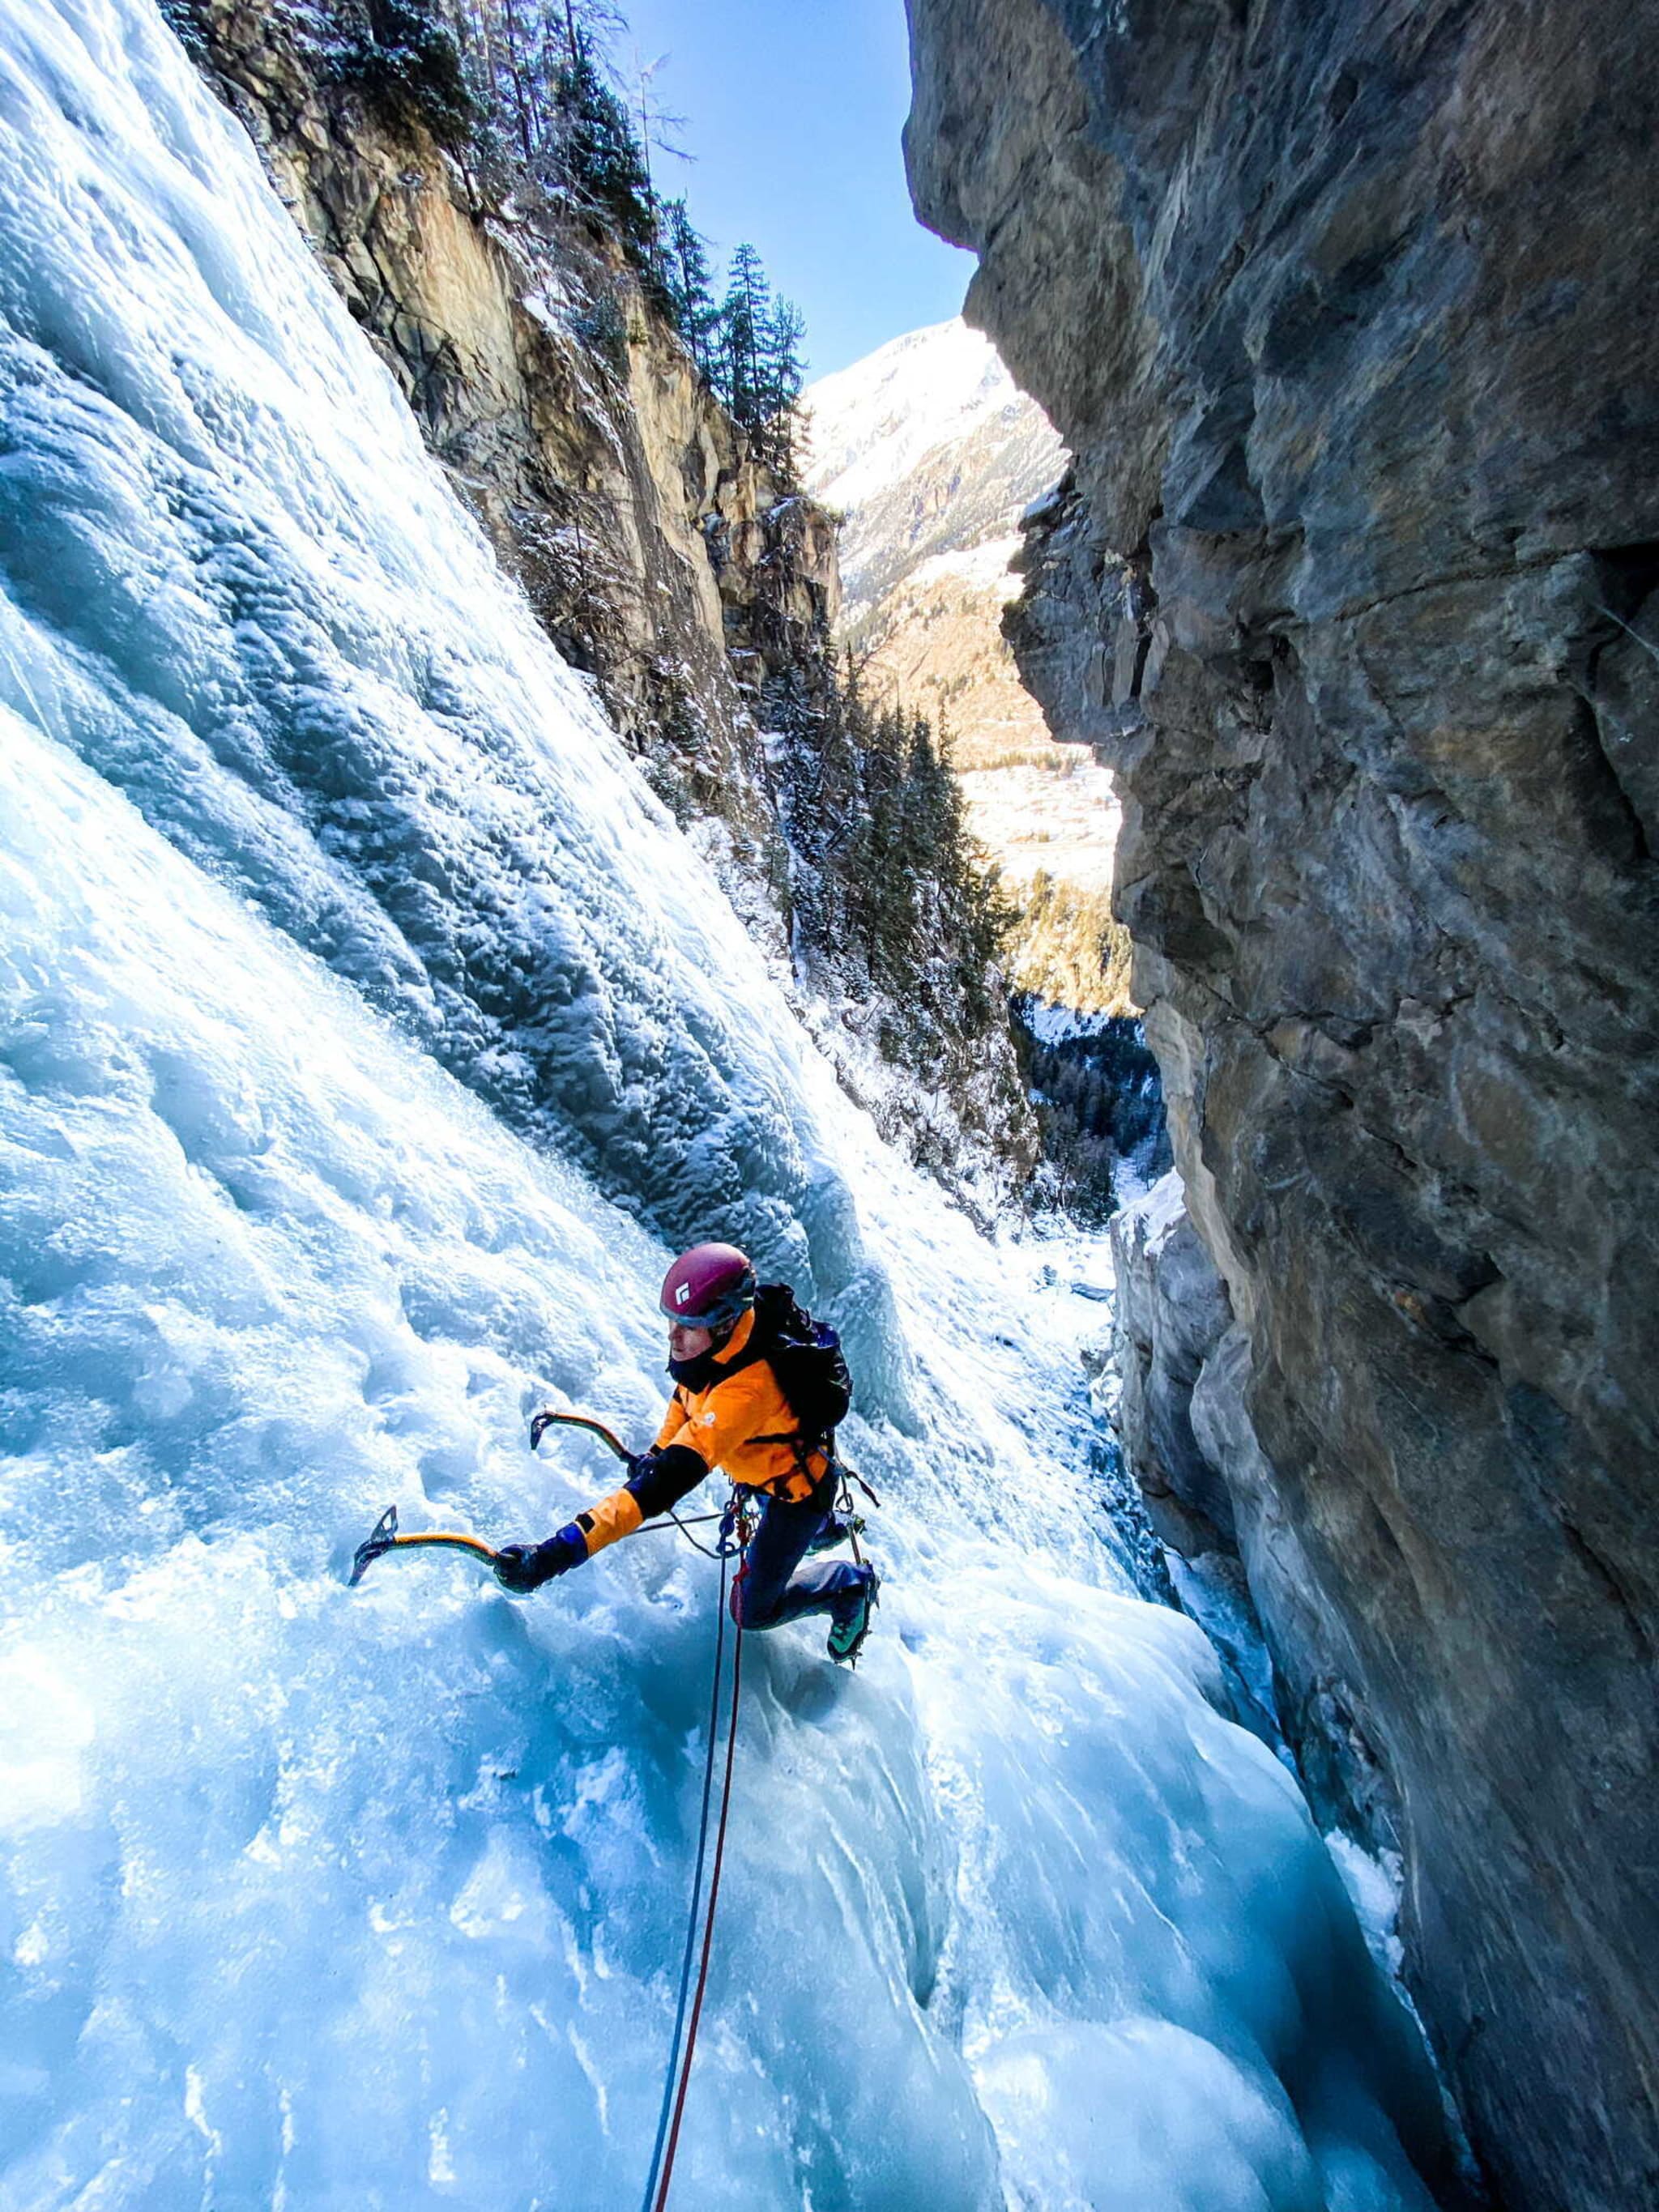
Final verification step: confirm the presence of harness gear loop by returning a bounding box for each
[837,1472,864,1570]
[717,1489,760,1558]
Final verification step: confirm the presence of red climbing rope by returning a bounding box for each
[651,1577,746,2208]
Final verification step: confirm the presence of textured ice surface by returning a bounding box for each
[0,0,838,1266]
[1,5,1448,2206]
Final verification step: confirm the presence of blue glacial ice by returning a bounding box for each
[0,3,1452,2206]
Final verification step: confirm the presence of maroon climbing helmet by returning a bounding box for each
[659,1242,757,1332]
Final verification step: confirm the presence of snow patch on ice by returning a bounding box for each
[1325,1832,1408,1981]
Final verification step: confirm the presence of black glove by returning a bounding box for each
[493,1527,585,1592]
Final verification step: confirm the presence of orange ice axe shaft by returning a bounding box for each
[348,1504,499,1585]
[529,1409,633,1462]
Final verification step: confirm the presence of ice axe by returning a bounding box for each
[528,1409,726,1549]
[349,1416,632,1583]
[529,1409,633,1462]
[348,1503,501,1586]
[350,1414,677,1587]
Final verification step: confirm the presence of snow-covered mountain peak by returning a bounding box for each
[805,318,1034,518]
[803,318,1065,625]
[801,318,1121,916]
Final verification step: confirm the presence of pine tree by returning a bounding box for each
[438,0,621,180]
[660,198,719,373]
[715,244,772,428]
[554,0,624,68]
[335,9,819,421]
[554,28,657,266]
[709,247,808,477]
[331,0,474,147]
[755,294,807,475]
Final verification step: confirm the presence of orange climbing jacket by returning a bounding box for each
[567,1307,829,1562]
[651,1308,828,1500]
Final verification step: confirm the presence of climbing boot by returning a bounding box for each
[827,1567,880,1666]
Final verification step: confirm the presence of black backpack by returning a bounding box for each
[741,1282,852,1448]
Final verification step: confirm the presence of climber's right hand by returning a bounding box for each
[493,1528,585,1592]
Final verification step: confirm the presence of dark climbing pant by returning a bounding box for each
[733,1471,871,1632]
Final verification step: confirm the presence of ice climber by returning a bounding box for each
[494,1244,881,1662]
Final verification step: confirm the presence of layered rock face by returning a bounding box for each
[907,3,1659,2206]
[1112,1170,1410,1843]
[177,0,836,906]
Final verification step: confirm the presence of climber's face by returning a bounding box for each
[669,1320,714,1362]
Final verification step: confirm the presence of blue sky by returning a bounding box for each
[619,0,974,376]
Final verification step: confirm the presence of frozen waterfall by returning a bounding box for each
[0,3,1450,2206]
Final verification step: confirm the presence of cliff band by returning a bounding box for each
[904,3,1659,2207]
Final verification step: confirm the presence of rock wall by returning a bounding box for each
[1113,1172,1414,1846]
[174,0,833,911]
[1111,1174,1238,1560]
[906,2,1659,2207]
